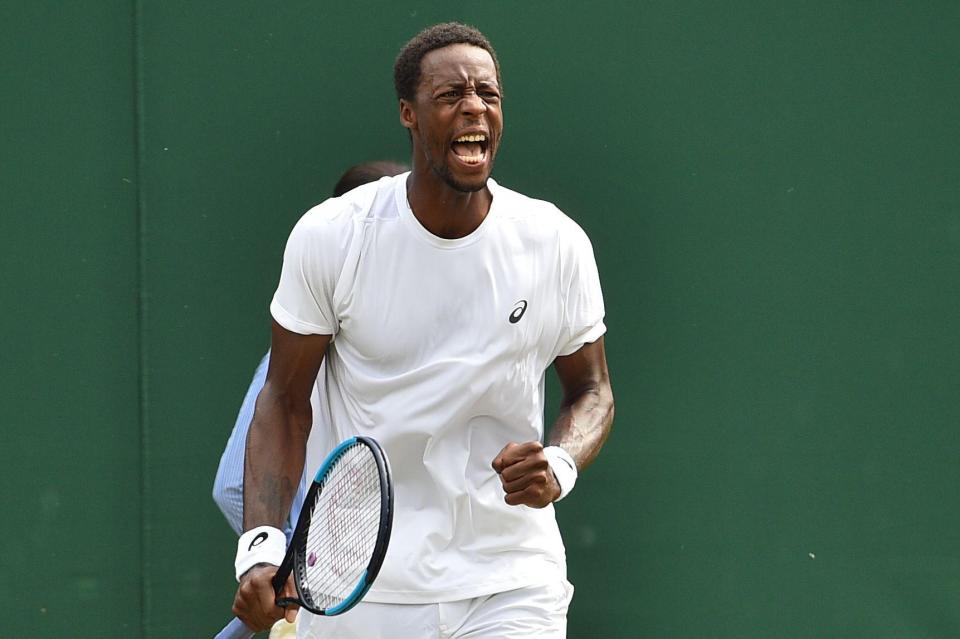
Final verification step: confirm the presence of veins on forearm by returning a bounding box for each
[242,393,310,529]
[249,471,295,528]
[548,386,614,471]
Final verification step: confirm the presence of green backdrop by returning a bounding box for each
[2,2,959,637]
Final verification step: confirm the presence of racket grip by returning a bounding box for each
[214,617,256,639]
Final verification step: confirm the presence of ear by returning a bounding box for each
[399,98,417,131]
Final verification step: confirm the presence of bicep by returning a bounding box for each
[552,337,611,404]
[262,320,332,404]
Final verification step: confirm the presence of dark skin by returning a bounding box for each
[234,323,329,629]
[493,338,614,507]
[399,43,503,238]
[233,43,615,632]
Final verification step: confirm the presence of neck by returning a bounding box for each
[405,165,492,240]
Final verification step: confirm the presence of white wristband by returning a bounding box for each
[235,526,286,582]
[544,446,578,501]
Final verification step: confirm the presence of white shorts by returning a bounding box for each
[296,580,574,639]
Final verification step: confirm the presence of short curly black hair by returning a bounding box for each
[393,22,501,102]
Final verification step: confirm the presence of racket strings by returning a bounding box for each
[307,456,381,604]
[300,443,383,610]
[310,488,380,565]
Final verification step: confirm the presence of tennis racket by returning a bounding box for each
[215,436,394,638]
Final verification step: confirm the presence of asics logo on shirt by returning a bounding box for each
[509,300,528,324]
[248,531,269,551]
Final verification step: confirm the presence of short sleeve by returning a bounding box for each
[270,202,353,336]
[556,220,606,357]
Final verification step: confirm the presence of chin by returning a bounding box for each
[435,163,493,194]
[445,175,488,193]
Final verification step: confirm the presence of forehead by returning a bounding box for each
[418,43,498,89]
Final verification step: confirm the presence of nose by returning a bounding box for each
[459,90,487,116]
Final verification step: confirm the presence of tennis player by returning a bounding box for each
[232,23,614,638]
[212,161,408,539]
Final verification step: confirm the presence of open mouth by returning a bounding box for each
[450,133,489,166]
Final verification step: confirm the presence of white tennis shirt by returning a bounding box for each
[270,173,606,603]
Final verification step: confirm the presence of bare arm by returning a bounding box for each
[243,320,331,529]
[547,336,614,470]
[234,320,330,631]
[492,336,615,507]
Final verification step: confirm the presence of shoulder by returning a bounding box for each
[489,179,592,248]
[295,174,403,233]
[287,174,405,252]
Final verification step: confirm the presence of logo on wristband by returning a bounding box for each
[248,531,269,551]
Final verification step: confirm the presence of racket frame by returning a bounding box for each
[272,436,394,616]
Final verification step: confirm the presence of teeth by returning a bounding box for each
[454,150,486,164]
[454,133,487,143]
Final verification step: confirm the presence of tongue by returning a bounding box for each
[452,141,482,157]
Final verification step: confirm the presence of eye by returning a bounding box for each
[438,90,460,99]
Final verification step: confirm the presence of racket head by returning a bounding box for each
[276,436,394,616]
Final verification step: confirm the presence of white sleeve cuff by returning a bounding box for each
[557,321,607,357]
[270,298,337,337]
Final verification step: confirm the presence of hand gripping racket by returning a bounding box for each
[215,436,394,638]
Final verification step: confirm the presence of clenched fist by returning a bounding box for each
[491,441,561,508]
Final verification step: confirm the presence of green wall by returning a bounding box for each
[2,2,959,637]
[1,1,142,633]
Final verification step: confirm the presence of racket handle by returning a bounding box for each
[214,617,255,639]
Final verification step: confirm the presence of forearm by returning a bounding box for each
[243,385,312,530]
[547,378,614,471]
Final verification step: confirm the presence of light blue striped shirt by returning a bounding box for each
[212,351,307,541]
